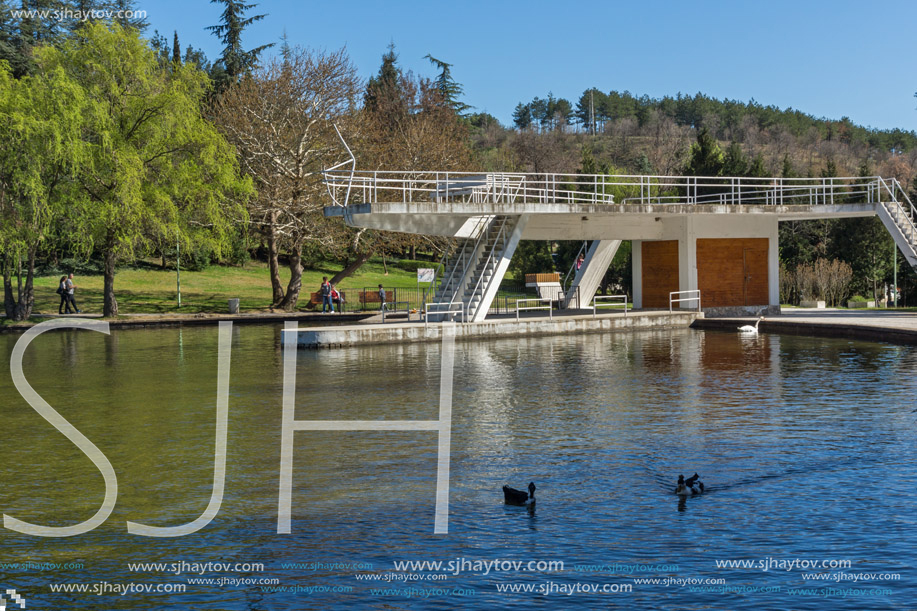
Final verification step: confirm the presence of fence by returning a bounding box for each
[669,290,701,312]
[356,283,542,315]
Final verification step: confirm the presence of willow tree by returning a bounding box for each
[214,46,360,310]
[35,22,252,316]
[0,59,87,320]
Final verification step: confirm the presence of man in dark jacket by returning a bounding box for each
[320,277,334,313]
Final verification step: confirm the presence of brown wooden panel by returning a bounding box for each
[697,238,768,307]
[642,240,679,308]
[525,272,561,284]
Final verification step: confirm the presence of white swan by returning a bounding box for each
[738,316,764,333]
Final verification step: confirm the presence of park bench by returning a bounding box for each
[360,290,392,309]
[307,290,345,311]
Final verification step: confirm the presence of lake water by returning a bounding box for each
[0,323,914,610]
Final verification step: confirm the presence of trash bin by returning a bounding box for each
[228,298,240,314]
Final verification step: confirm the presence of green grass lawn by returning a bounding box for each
[28,258,435,315]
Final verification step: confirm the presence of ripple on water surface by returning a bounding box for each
[0,326,914,609]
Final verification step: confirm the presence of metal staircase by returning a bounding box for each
[462,216,516,320]
[428,215,520,321]
[876,178,917,269]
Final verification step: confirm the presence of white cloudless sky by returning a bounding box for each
[145,0,917,132]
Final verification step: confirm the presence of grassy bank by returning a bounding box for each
[27,258,433,315]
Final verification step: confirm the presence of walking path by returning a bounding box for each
[693,308,917,344]
[5,307,917,347]
[0,310,372,333]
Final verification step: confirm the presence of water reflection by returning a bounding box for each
[0,325,915,610]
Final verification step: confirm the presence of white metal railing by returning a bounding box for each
[515,298,553,320]
[593,295,628,317]
[324,170,893,209]
[380,301,410,323]
[563,240,589,291]
[669,290,701,312]
[465,216,513,319]
[430,215,493,308]
[424,302,466,325]
[879,178,917,238]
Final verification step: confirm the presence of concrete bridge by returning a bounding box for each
[323,171,917,321]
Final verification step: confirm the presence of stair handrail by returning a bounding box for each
[433,215,493,311]
[465,216,511,318]
[878,178,917,237]
[562,241,589,292]
[431,241,469,305]
[889,177,917,219]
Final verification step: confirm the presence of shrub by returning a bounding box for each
[794,263,816,301]
[396,260,435,272]
[38,257,104,277]
[182,245,213,271]
[849,295,868,302]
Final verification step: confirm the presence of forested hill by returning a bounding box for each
[467,88,917,304]
[471,90,917,186]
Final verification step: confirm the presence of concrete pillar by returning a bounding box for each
[632,240,643,309]
[562,240,622,309]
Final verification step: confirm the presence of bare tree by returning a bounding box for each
[821,258,853,307]
[795,262,817,302]
[779,264,795,304]
[214,46,360,310]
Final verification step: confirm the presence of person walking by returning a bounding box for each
[378,284,386,312]
[57,275,72,314]
[320,276,334,313]
[65,273,81,313]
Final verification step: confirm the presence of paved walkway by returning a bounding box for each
[7,306,917,345]
[694,308,917,344]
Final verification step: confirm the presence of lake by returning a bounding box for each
[1,323,914,609]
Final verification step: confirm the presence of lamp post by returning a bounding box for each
[176,241,181,308]
[893,240,897,307]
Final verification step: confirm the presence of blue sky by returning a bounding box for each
[146,0,917,132]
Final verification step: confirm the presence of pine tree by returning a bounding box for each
[172,30,181,64]
[512,102,532,130]
[207,0,274,85]
[111,0,148,31]
[364,43,404,114]
[748,154,769,178]
[683,128,725,177]
[424,54,470,115]
[722,141,748,177]
[781,154,796,178]
[635,153,654,175]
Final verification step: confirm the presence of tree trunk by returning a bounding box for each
[2,248,36,321]
[103,249,119,317]
[3,257,15,320]
[15,248,35,320]
[329,252,371,285]
[267,217,284,306]
[277,244,302,312]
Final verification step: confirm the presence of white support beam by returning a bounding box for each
[562,240,622,309]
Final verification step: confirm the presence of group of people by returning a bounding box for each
[319,278,389,314]
[319,277,344,313]
[57,273,81,314]
[884,284,902,307]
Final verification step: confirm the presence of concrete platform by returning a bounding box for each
[287,310,702,349]
[693,308,917,344]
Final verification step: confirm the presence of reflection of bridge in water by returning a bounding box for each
[324,170,917,321]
